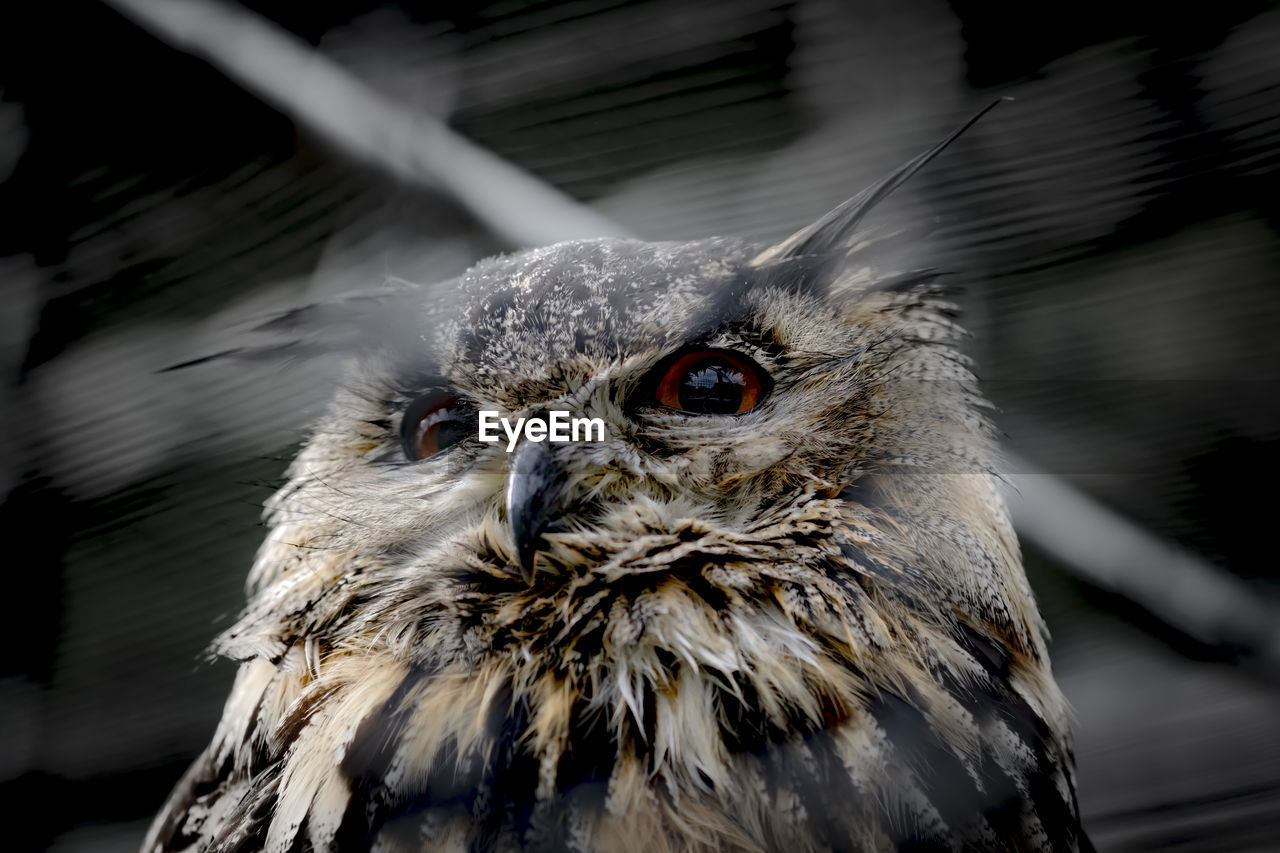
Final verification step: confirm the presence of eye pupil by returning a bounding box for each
[679,365,745,414]
[652,350,768,415]
[402,393,469,461]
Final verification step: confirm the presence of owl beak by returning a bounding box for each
[505,432,570,583]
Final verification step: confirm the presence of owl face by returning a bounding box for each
[279,236,971,581]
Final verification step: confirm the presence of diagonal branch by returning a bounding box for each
[1005,454,1280,673]
[102,0,631,248]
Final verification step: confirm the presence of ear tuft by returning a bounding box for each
[157,290,422,373]
[753,98,1010,266]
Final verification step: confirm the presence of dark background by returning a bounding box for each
[2,1,1278,850]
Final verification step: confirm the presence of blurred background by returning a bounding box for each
[2,1,1278,850]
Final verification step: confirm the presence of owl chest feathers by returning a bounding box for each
[155,492,1081,853]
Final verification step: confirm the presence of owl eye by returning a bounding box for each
[652,349,769,415]
[401,393,471,460]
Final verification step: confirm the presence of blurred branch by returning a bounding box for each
[103,0,1280,673]
[101,0,630,248]
[1006,454,1280,674]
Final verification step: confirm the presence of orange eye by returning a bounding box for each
[401,393,470,460]
[653,350,769,415]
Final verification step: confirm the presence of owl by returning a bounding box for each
[144,110,1089,853]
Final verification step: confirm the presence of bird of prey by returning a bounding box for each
[145,108,1089,852]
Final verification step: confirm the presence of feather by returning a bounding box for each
[753,99,1011,265]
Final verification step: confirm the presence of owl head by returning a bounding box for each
[161,104,1084,853]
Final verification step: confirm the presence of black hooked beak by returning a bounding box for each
[505,426,571,584]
